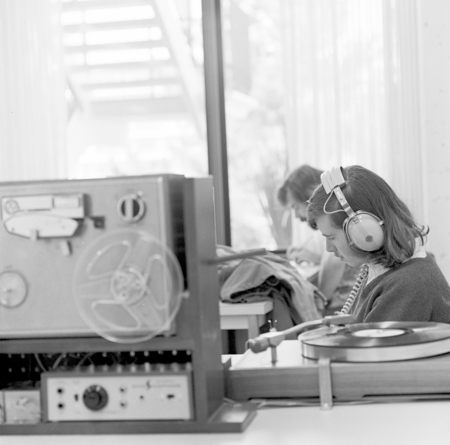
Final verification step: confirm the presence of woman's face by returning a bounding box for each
[286,189,307,222]
[315,214,370,268]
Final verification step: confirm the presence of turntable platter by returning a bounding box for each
[299,321,450,362]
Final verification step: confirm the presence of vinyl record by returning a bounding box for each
[299,321,450,362]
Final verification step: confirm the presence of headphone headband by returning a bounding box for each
[320,167,346,194]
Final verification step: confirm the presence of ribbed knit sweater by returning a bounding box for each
[352,254,450,323]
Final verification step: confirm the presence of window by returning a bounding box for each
[61,0,208,180]
[1,0,424,249]
[222,0,290,250]
[222,0,423,251]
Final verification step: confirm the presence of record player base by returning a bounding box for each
[225,340,450,403]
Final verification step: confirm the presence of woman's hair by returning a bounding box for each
[277,165,324,205]
[306,165,428,268]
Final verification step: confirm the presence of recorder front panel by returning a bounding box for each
[0,175,185,339]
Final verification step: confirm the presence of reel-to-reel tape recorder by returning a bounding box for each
[0,174,185,341]
[0,175,256,435]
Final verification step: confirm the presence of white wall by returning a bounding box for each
[418,0,450,280]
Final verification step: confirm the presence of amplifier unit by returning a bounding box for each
[42,364,193,421]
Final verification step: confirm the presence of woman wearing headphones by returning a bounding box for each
[277,165,361,314]
[306,165,450,323]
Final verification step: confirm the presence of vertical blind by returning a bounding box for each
[282,0,424,221]
[0,0,67,182]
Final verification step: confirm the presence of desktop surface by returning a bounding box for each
[1,400,447,445]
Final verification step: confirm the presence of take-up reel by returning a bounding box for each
[72,229,185,344]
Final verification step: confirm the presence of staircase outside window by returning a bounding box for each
[60,0,209,180]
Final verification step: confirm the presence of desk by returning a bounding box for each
[1,401,447,444]
[219,301,273,339]
[220,301,273,354]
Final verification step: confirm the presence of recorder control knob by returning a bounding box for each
[117,193,145,222]
[83,385,108,411]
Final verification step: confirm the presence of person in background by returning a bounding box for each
[307,165,450,322]
[277,165,359,313]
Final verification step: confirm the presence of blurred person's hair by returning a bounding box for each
[277,165,324,205]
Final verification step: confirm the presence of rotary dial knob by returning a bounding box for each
[83,385,108,411]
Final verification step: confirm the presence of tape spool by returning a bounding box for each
[299,321,450,362]
[73,229,184,343]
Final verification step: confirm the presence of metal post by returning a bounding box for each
[201,0,231,246]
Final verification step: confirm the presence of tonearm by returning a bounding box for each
[246,314,355,364]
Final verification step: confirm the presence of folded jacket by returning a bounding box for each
[217,245,326,323]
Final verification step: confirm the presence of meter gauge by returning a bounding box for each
[0,270,28,308]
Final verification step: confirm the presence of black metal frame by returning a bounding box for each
[202,0,231,246]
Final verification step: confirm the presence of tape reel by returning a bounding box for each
[73,229,184,343]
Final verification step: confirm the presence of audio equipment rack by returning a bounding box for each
[0,177,256,435]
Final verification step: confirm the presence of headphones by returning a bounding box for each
[320,167,385,252]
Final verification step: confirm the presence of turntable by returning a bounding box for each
[225,318,450,409]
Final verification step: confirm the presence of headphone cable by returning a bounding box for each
[339,264,369,315]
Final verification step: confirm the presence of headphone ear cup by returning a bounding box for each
[344,212,384,252]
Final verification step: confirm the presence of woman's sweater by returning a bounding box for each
[352,254,450,323]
